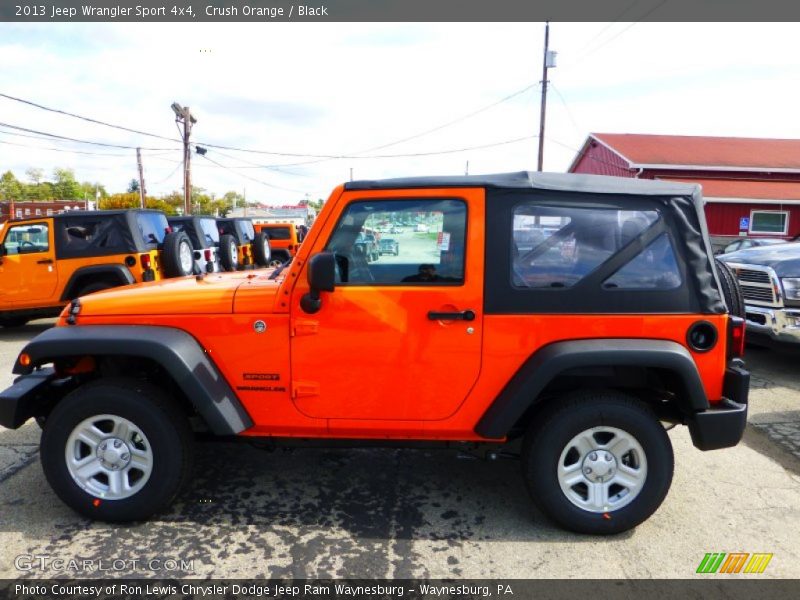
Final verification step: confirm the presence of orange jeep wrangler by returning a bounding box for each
[254,222,302,267]
[0,209,194,328]
[0,173,749,534]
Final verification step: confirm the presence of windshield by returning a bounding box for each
[136,212,169,246]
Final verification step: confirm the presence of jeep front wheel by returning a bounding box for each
[40,378,192,522]
[522,391,673,535]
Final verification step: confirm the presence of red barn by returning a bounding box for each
[568,133,800,249]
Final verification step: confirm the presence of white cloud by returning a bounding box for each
[0,22,798,203]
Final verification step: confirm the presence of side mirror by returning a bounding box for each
[300,252,336,314]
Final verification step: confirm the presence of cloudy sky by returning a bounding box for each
[0,22,798,204]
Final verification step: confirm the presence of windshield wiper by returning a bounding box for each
[268,257,293,280]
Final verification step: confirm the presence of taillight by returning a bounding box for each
[204,249,212,261]
[165,226,173,234]
[242,245,250,257]
[140,253,152,269]
[729,316,746,358]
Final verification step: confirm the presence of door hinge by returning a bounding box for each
[292,381,320,398]
[292,319,319,337]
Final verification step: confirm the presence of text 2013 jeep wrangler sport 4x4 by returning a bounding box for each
[0,173,749,534]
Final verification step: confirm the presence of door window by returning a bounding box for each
[325,198,467,285]
[3,223,49,255]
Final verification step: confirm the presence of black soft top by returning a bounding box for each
[346,171,699,197]
[346,171,724,315]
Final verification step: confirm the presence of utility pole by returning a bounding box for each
[136,147,146,209]
[171,102,197,215]
[243,187,247,217]
[465,160,469,176]
[537,22,557,172]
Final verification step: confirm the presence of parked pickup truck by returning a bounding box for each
[0,172,749,534]
[720,242,800,346]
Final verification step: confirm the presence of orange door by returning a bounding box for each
[0,220,58,306]
[290,190,485,423]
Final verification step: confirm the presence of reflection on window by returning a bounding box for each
[512,204,658,289]
[3,224,49,255]
[325,199,466,285]
[603,234,682,290]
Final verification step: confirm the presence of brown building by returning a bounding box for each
[0,200,89,224]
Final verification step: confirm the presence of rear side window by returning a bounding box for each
[236,220,255,242]
[603,233,682,290]
[511,205,658,289]
[136,212,169,246]
[199,219,220,245]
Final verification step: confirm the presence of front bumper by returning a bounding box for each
[743,305,800,344]
[686,360,749,451]
[0,367,58,429]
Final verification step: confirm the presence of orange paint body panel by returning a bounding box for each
[51,182,732,442]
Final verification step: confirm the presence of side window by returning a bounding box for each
[511,204,658,289]
[603,233,682,290]
[3,223,49,255]
[325,198,467,285]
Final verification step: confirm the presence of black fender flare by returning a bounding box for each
[14,325,253,435]
[475,338,710,439]
[60,264,135,302]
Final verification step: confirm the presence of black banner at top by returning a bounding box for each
[2,0,800,22]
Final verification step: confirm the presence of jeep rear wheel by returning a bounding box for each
[522,391,673,535]
[40,378,192,522]
[219,234,239,272]
[715,258,745,318]
[252,232,271,267]
[162,231,194,278]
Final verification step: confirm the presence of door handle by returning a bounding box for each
[427,309,476,321]
[37,259,53,265]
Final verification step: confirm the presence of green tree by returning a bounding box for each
[53,168,82,200]
[0,171,23,200]
[127,179,140,193]
[25,167,44,199]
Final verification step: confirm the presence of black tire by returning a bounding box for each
[219,234,239,272]
[77,281,115,297]
[715,258,745,318]
[0,317,29,328]
[252,232,272,267]
[162,231,194,278]
[40,377,193,522]
[522,390,674,535]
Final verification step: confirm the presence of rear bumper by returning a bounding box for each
[0,367,57,429]
[686,360,749,451]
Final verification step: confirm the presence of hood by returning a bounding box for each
[720,242,800,277]
[74,271,280,316]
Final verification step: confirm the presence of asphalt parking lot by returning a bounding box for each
[0,321,799,579]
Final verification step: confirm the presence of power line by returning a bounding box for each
[0,136,133,157]
[0,92,182,144]
[150,161,185,186]
[197,153,308,194]
[0,121,180,151]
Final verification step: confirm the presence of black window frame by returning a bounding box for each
[485,188,701,314]
[323,196,469,287]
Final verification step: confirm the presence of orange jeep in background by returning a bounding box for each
[0,172,749,534]
[0,209,193,328]
[254,222,302,267]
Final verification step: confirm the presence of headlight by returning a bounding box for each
[781,278,800,300]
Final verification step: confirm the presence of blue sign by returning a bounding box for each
[739,217,750,230]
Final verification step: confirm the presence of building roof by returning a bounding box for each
[663,178,800,203]
[346,171,699,197]
[590,133,800,172]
